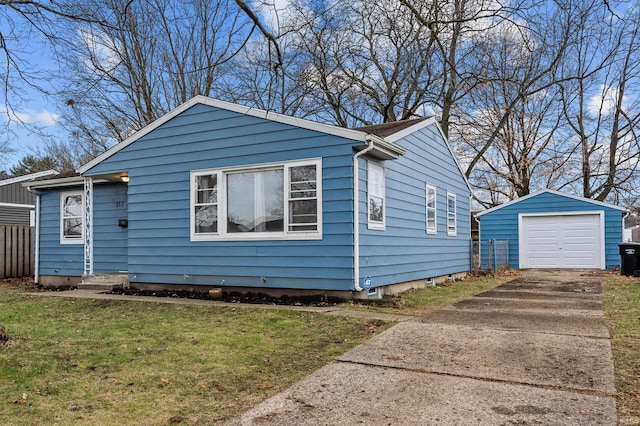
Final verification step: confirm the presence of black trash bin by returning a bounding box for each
[618,242,640,276]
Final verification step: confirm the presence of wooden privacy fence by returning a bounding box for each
[0,225,34,279]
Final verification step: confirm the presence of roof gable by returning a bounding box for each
[476,189,627,217]
[383,117,473,193]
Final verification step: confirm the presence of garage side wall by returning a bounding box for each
[478,192,623,270]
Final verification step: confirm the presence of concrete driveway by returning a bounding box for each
[226,270,617,425]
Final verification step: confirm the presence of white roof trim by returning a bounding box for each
[0,170,58,186]
[79,95,380,174]
[23,176,85,190]
[476,188,627,217]
[0,202,34,209]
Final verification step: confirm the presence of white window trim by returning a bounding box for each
[367,161,385,230]
[426,184,437,234]
[60,191,84,245]
[447,191,457,236]
[190,158,323,241]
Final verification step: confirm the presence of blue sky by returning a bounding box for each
[0,12,68,172]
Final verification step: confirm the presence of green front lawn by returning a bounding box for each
[0,285,388,425]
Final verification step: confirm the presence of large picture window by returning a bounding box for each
[447,191,457,236]
[426,184,437,234]
[367,162,385,230]
[61,191,84,244]
[191,159,322,240]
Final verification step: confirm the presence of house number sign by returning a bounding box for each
[363,275,372,291]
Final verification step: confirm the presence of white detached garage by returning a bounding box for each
[477,189,626,270]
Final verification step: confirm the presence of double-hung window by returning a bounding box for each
[191,158,322,240]
[367,162,385,230]
[426,184,437,234]
[61,191,84,244]
[447,191,457,236]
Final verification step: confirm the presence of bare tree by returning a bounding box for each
[466,83,568,205]
[0,1,106,109]
[449,7,577,206]
[218,32,321,118]
[279,0,440,127]
[398,0,536,137]
[559,5,640,205]
[55,0,252,151]
[0,0,111,158]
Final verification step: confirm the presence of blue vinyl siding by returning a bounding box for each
[38,188,84,277]
[358,123,471,288]
[38,184,128,277]
[84,103,356,290]
[478,191,624,269]
[93,183,128,273]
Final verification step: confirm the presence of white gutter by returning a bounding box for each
[352,136,376,292]
[34,194,40,284]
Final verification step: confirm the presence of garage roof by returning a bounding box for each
[476,189,627,218]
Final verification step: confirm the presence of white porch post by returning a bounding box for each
[83,177,94,275]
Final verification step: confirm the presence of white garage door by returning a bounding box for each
[519,213,603,269]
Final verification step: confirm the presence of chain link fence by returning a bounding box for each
[471,239,509,271]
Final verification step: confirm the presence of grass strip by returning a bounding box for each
[340,272,517,316]
[602,275,640,422]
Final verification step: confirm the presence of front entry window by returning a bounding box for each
[61,191,84,244]
[191,158,322,240]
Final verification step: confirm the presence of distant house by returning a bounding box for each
[477,189,626,270]
[623,225,640,242]
[0,170,58,226]
[470,212,479,241]
[25,96,471,297]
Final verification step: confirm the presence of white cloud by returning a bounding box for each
[588,84,625,116]
[0,106,60,126]
[78,27,121,73]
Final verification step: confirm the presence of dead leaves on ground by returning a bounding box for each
[12,393,28,404]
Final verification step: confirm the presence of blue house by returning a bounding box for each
[25,96,471,298]
[476,189,626,270]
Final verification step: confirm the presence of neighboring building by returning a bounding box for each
[470,212,479,241]
[477,189,626,270]
[25,96,471,298]
[623,225,640,242]
[0,170,58,226]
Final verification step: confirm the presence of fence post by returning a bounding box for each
[488,239,493,271]
[0,226,5,279]
[9,226,16,278]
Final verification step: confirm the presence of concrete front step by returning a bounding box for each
[78,274,128,291]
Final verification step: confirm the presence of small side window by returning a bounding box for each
[426,184,437,234]
[447,192,457,236]
[367,162,385,230]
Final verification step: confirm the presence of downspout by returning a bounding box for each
[353,136,376,291]
[34,193,40,284]
[623,211,630,241]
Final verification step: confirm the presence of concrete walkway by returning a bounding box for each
[226,270,617,425]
